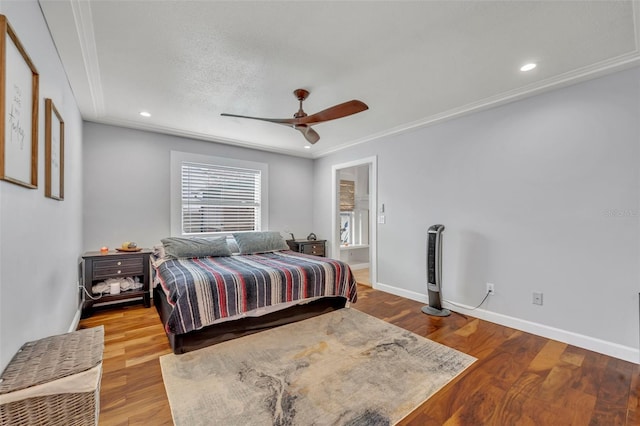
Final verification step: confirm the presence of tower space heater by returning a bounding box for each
[421,224,451,317]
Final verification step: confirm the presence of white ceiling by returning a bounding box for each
[39,1,640,158]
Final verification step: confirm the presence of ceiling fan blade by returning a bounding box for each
[223,113,320,144]
[296,125,320,144]
[296,100,368,125]
[220,113,295,125]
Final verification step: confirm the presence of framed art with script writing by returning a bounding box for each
[45,98,64,200]
[0,15,39,189]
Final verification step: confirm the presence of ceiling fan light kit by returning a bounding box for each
[221,89,368,144]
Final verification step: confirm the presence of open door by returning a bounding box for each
[331,157,377,288]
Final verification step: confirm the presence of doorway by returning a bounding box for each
[331,157,377,288]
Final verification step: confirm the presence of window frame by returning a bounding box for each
[170,151,269,237]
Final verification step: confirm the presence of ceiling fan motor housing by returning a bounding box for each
[294,89,309,118]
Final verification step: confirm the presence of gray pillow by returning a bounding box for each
[161,236,232,259]
[232,231,289,254]
[226,237,240,254]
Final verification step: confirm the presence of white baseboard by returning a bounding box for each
[374,282,639,364]
[349,262,369,271]
[68,305,82,332]
[374,282,428,304]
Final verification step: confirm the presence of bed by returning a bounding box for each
[152,233,357,354]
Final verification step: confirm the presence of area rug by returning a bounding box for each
[160,308,476,426]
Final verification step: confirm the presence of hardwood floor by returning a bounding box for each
[352,267,370,286]
[79,286,639,425]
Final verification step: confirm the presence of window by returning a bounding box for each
[181,162,261,234]
[339,180,355,211]
[339,179,355,245]
[340,211,354,245]
[171,151,268,236]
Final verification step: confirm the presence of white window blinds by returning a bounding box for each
[181,161,262,234]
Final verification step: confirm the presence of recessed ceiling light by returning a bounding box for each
[304,145,311,149]
[520,63,537,72]
[139,111,151,117]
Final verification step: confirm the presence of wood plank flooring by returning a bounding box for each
[79,285,639,425]
[352,267,370,286]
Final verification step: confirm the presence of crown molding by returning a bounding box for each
[70,0,105,117]
[313,53,640,159]
[86,117,315,159]
[88,52,640,162]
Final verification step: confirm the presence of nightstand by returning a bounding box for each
[80,250,152,318]
[286,239,326,257]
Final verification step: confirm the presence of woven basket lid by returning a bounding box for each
[0,326,104,394]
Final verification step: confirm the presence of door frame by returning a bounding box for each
[331,156,377,288]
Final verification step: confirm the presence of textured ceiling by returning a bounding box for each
[39,1,640,158]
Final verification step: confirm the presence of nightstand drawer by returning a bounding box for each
[302,244,325,256]
[287,239,326,257]
[93,257,144,279]
[93,256,143,269]
[93,265,143,280]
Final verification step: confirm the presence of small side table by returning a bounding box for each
[80,250,152,318]
[286,239,326,257]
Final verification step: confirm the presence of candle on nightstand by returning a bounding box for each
[100,246,108,254]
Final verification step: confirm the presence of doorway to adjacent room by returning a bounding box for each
[331,157,377,288]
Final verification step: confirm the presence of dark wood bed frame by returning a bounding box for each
[153,285,347,354]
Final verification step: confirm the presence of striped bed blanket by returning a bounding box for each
[154,250,357,335]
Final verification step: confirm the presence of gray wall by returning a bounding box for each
[0,1,84,370]
[313,67,640,358]
[4,0,634,370]
[82,123,314,251]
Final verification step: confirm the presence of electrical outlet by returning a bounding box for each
[533,292,543,305]
[486,283,495,295]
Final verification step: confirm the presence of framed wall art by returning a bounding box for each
[0,15,39,189]
[45,98,64,200]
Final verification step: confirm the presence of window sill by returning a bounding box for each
[340,244,369,250]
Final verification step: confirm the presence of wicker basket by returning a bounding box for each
[0,326,104,426]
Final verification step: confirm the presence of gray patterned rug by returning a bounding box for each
[160,308,476,426]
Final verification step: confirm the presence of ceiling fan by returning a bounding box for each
[221,89,368,144]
